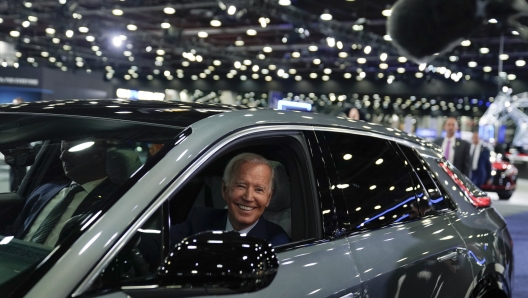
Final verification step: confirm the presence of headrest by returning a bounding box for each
[267,161,290,211]
[106,148,143,185]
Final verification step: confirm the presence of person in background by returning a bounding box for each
[434,117,471,177]
[470,131,493,187]
[343,107,365,120]
[8,139,119,247]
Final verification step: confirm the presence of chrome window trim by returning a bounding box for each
[73,124,425,296]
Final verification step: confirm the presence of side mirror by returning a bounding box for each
[158,231,279,293]
[2,146,37,167]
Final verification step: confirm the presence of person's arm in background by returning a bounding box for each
[462,142,472,177]
[484,148,493,184]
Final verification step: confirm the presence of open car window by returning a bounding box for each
[0,113,184,289]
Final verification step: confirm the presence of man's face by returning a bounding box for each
[472,132,480,145]
[60,140,102,182]
[348,108,360,120]
[222,162,272,231]
[444,118,458,138]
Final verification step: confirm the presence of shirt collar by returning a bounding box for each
[71,177,107,193]
[226,217,259,235]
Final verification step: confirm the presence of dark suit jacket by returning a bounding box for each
[471,144,492,186]
[8,178,119,239]
[434,138,472,177]
[171,207,290,247]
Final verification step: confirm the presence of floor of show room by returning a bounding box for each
[1,155,527,296]
[490,179,528,298]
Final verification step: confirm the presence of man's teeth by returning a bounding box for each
[237,204,254,211]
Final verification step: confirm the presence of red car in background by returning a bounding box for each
[480,158,518,200]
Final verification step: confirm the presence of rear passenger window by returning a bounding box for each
[320,132,418,231]
[397,145,456,212]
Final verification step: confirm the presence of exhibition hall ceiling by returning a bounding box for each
[0,0,526,85]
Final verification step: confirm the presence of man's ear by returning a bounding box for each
[221,181,228,201]
[265,188,273,207]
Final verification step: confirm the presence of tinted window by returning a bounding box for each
[320,132,418,231]
[397,145,456,212]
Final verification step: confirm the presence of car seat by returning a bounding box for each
[106,148,143,185]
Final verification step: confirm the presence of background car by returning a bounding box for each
[0,100,513,298]
[479,157,518,200]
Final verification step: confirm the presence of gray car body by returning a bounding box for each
[4,105,510,298]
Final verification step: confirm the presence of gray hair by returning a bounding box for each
[223,153,274,190]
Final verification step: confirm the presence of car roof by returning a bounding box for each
[0,99,437,150]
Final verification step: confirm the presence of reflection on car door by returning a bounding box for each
[317,129,474,298]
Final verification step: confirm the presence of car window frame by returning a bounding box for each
[74,125,325,297]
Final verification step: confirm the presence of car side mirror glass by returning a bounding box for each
[1,146,37,167]
[158,231,279,294]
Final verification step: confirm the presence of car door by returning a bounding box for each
[316,128,475,298]
[77,127,362,298]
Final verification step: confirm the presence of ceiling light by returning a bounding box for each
[86,35,95,42]
[52,38,60,44]
[210,20,222,27]
[156,49,165,56]
[234,61,242,68]
[163,7,176,14]
[41,52,49,57]
[243,60,252,65]
[22,21,30,27]
[379,53,388,61]
[252,65,259,72]
[322,75,330,81]
[499,54,509,60]
[258,54,265,59]
[320,10,332,21]
[352,24,364,31]
[449,55,459,62]
[198,31,208,38]
[308,45,318,52]
[279,0,291,5]
[252,74,260,79]
[310,73,318,79]
[45,28,56,34]
[28,16,37,22]
[313,58,321,65]
[364,46,372,54]
[66,30,74,38]
[337,41,343,49]
[398,56,407,63]
[516,59,526,67]
[359,72,366,78]
[295,75,302,81]
[508,74,517,80]
[344,73,352,79]
[289,69,296,74]
[461,40,471,46]
[324,68,332,74]
[357,58,367,64]
[326,37,336,47]
[146,46,152,52]
[269,64,276,70]
[263,46,273,53]
[265,76,272,81]
[127,24,137,31]
[512,31,519,35]
[382,9,392,17]
[246,29,257,36]
[227,6,237,15]
[112,36,123,46]
[379,63,388,69]
[235,39,244,46]
[415,72,424,78]
[397,67,405,73]
[91,46,99,51]
[339,52,348,58]
[161,22,171,29]
[292,52,300,58]
[468,61,477,67]
[483,66,492,72]
[112,9,124,16]
[488,18,498,23]
[480,47,490,54]
[383,35,392,41]
[213,60,222,66]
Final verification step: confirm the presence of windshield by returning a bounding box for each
[0,113,185,287]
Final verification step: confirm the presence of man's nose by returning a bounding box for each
[242,188,255,200]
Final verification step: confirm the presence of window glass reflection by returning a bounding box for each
[322,132,417,231]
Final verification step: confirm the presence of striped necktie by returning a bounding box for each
[30,184,84,244]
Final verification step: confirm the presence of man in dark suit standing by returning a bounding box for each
[470,131,492,187]
[8,139,118,247]
[434,117,472,177]
[172,153,290,247]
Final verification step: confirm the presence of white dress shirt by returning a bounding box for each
[24,177,107,247]
[442,136,457,164]
[470,141,482,171]
[225,217,259,235]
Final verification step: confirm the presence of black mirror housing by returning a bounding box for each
[158,231,279,293]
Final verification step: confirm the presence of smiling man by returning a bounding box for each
[171,153,290,247]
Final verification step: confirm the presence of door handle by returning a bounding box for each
[436,247,467,262]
